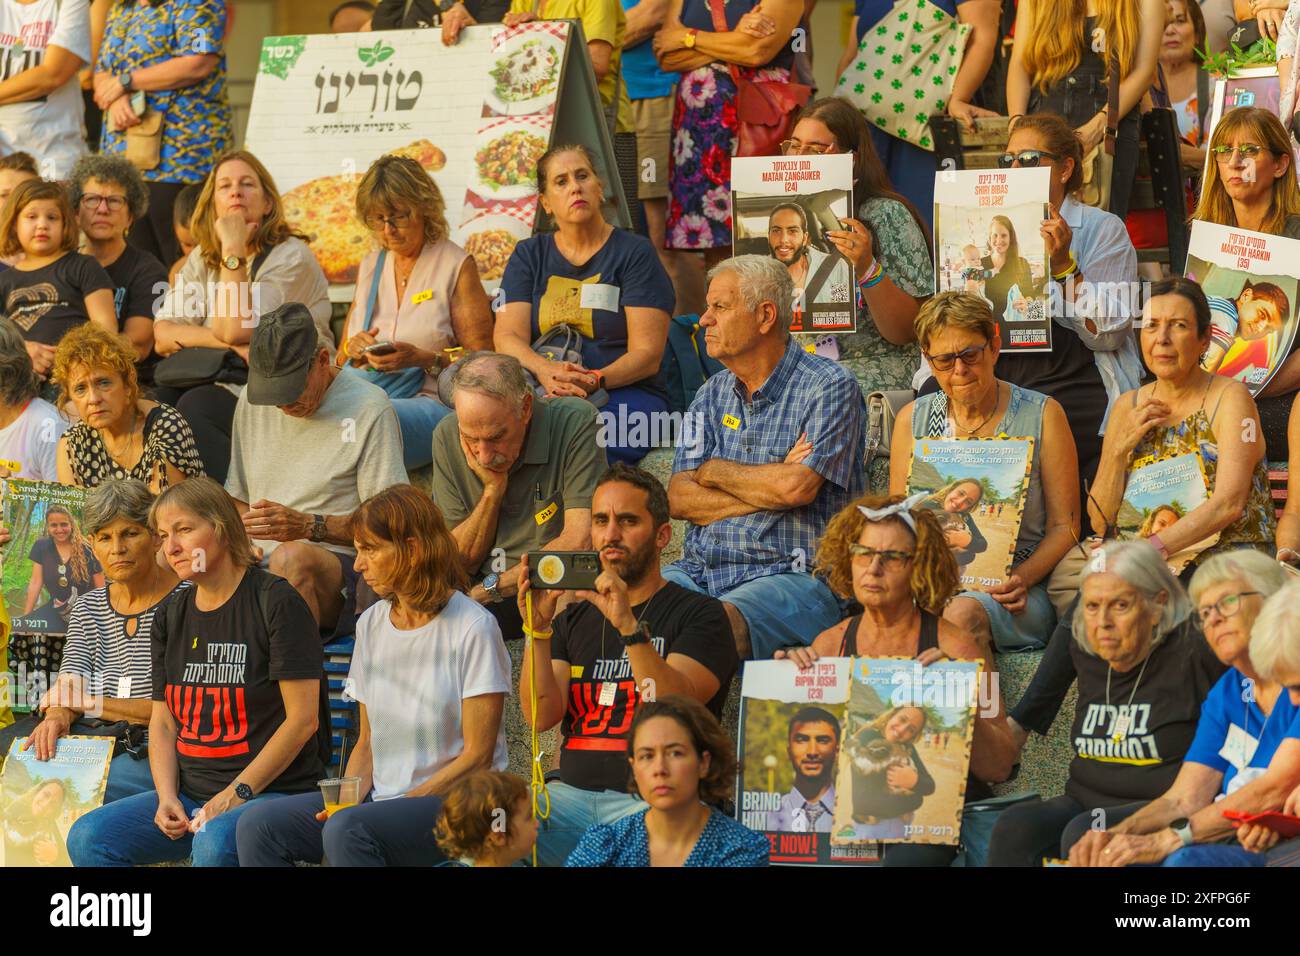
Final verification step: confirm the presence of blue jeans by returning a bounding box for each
[67,789,294,867]
[595,386,670,466]
[534,780,643,867]
[236,790,446,866]
[391,395,452,470]
[1163,844,1268,867]
[104,752,156,804]
[663,566,844,659]
[964,583,1056,653]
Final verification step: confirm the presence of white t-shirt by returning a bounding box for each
[0,0,90,180]
[345,591,510,800]
[0,397,65,479]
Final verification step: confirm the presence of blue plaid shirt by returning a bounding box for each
[671,339,866,593]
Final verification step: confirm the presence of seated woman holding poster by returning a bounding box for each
[495,144,673,465]
[1192,106,1300,460]
[67,477,325,868]
[567,696,770,867]
[775,493,1019,866]
[337,155,493,470]
[1070,552,1300,867]
[0,480,184,806]
[153,150,331,484]
[988,540,1224,866]
[1086,277,1274,573]
[889,292,1079,653]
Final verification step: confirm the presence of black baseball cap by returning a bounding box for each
[246,303,320,406]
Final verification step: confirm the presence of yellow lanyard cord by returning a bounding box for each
[526,590,551,867]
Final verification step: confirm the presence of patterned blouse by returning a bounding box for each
[66,403,205,489]
[97,0,233,184]
[566,807,770,867]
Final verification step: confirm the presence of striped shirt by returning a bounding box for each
[670,338,866,593]
[59,583,190,699]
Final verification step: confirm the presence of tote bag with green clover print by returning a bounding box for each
[836,0,971,152]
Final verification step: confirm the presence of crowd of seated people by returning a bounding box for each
[5,0,1300,870]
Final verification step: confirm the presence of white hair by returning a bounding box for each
[449,350,530,412]
[1071,540,1192,655]
[1189,549,1289,607]
[1250,580,1300,682]
[707,254,795,334]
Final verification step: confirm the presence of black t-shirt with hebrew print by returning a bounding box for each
[551,582,737,793]
[151,566,324,803]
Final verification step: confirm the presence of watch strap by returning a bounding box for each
[620,620,652,646]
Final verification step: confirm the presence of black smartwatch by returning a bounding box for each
[619,620,652,647]
[234,782,253,801]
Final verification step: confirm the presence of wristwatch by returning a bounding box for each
[222,253,246,271]
[1170,817,1194,848]
[309,513,327,543]
[234,782,253,801]
[683,28,698,49]
[619,620,653,647]
[482,572,503,604]
[118,71,134,92]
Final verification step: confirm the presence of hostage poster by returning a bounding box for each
[906,437,1035,592]
[830,658,980,847]
[934,167,1052,354]
[1117,452,1220,574]
[731,154,856,335]
[2,481,100,637]
[1185,219,1300,395]
[1,736,112,866]
[736,657,882,865]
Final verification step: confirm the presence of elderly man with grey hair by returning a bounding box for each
[0,478,184,805]
[665,254,866,660]
[431,350,605,640]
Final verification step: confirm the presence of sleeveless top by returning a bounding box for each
[912,382,1049,561]
[840,609,940,656]
[1128,382,1275,558]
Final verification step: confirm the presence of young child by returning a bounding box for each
[433,770,537,867]
[168,183,201,284]
[0,180,116,381]
[0,152,40,269]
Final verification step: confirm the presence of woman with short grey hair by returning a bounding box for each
[0,478,182,805]
[69,154,169,377]
[988,540,1225,866]
[0,317,67,480]
[1069,550,1300,867]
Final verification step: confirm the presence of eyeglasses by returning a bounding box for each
[79,194,127,211]
[364,212,413,231]
[1196,591,1261,624]
[848,545,914,569]
[996,149,1060,168]
[925,342,989,371]
[1212,144,1268,163]
[779,139,835,156]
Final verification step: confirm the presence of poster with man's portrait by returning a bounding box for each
[934,167,1052,354]
[731,154,856,335]
[830,657,980,847]
[906,437,1034,593]
[1185,220,1300,395]
[736,657,882,865]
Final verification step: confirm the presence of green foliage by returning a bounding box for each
[1199,37,1277,78]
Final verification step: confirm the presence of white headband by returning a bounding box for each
[857,492,928,535]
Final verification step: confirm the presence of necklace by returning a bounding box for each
[950,383,1003,437]
[102,406,141,468]
[1105,649,1152,743]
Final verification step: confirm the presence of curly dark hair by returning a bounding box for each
[434,770,530,862]
[68,154,150,222]
[627,696,738,806]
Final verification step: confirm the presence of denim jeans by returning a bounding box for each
[1163,844,1268,867]
[391,395,452,470]
[534,781,644,867]
[67,789,295,867]
[104,752,157,804]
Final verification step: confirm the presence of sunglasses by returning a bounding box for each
[925,342,989,371]
[997,149,1060,168]
[1212,144,1268,162]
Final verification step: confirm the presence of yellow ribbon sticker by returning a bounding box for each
[722,414,741,430]
[411,289,433,305]
[534,502,558,525]
[570,665,584,679]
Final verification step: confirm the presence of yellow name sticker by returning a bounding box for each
[570,665,584,679]
[722,414,741,430]
[0,458,20,474]
[803,342,816,353]
[534,502,558,525]
[411,289,433,305]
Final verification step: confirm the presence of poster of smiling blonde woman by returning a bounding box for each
[1,736,112,866]
[1186,220,1300,395]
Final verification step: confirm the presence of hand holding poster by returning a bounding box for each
[906,437,1035,592]
[731,154,856,334]
[1,736,112,866]
[1117,452,1220,574]
[830,657,980,847]
[2,480,99,637]
[934,167,1052,354]
[1186,219,1300,394]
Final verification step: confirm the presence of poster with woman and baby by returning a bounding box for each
[1,736,112,866]
[1185,219,1300,395]
[934,167,1052,354]
[906,438,1035,592]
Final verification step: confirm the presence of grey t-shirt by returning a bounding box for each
[226,370,406,555]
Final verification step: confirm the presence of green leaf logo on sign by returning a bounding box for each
[358,40,395,66]
[258,36,308,80]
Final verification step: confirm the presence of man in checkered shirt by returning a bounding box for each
[664,255,866,660]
